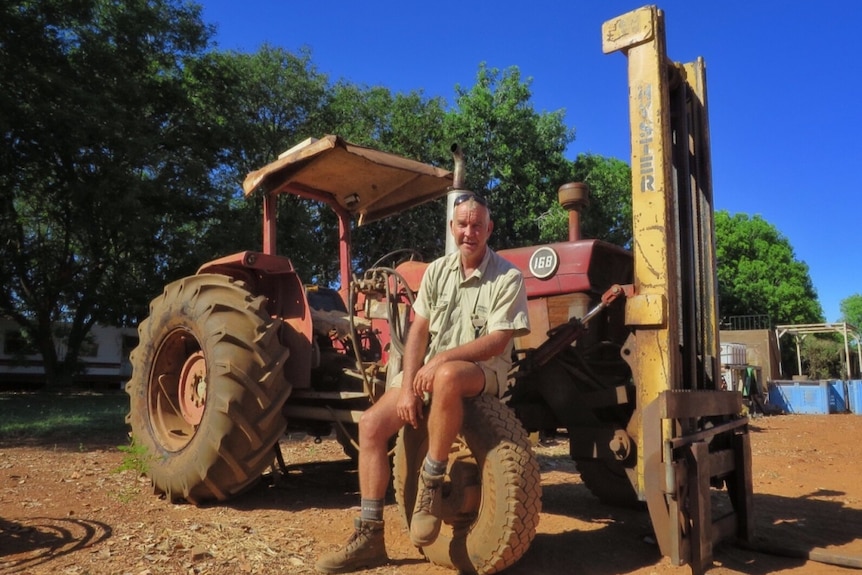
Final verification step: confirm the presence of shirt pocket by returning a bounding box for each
[471,303,489,339]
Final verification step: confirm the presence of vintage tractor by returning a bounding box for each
[126,6,752,575]
[126,134,542,574]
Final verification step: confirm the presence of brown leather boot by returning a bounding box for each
[315,518,387,574]
[409,470,444,547]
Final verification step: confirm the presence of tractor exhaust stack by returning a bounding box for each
[446,143,471,254]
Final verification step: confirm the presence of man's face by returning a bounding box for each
[450,200,493,261]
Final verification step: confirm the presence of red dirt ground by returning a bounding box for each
[2,413,862,574]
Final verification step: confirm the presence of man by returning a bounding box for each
[315,192,530,574]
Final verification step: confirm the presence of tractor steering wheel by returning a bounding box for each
[370,248,423,270]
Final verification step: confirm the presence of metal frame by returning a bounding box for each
[775,322,862,379]
[603,7,753,573]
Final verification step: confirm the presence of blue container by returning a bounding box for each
[827,380,848,413]
[767,381,830,414]
[767,383,789,412]
[848,380,862,414]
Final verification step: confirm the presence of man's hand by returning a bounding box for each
[396,387,424,429]
[411,354,445,396]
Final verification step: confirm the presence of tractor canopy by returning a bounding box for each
[242,134,453,226]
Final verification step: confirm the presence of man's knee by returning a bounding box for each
[433,361,485,399]
[359,397,399,444]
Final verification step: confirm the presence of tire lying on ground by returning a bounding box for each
[393,394,541,575]
[125,274,291,504]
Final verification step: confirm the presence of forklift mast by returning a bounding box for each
[603,6,753,573]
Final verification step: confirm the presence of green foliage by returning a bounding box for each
[442,64,576,249]
[538,154,632,246]
[194,46,337,283]
[115,438,152,476]
[4,1,835,388]
[800,336,844,380]
[203,45,331,180]
[0,392,128,445]
[325,83,447,159]
[321,84,450,280]
[714,211,822,326]
[840,294,862,329]
[0,0,219,386]
[199,53,451,284]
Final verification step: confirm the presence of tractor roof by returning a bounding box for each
[242,135,453,225]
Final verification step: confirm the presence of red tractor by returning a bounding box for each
[127,7,753,575]
[127,135,542,573]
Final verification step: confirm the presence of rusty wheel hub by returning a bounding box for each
[178,351,207,426]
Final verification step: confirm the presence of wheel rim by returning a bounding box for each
[148,328,204,451]
[179,351,207,426]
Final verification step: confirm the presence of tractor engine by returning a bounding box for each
[499,183,638,505]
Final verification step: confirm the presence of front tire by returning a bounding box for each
[126,274,291,504]
[393,394,541,574]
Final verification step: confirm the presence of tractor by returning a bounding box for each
[126,6,752,575]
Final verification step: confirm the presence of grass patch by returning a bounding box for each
[0,390,129,447]
[115,437,151,475]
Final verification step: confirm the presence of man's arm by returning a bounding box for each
[428,329,514,365]
[396,313,430,429]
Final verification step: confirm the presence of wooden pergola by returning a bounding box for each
[775,322,862,379]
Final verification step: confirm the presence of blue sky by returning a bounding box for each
[199,0,859,324]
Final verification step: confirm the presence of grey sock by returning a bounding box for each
[360,498,384,522]
[423,456,447,477]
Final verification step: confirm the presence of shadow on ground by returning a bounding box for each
[0,516,112,573]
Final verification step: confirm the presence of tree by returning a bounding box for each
[442,64,576,249]
[187,46,337,283]
[325,83,451,276]
[201,61,584,288]
[840,294,862,329]
[714,211,822,326]
[800,337,843,380]
[202,45,331,183]
[0,0,218,386]
[537,153,632,246]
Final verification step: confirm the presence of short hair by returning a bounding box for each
[453,193,491,217]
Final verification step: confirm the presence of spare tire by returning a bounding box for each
[126,274,291,504]
[393,394,541,574]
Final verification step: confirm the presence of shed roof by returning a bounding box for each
[775,322,861,379]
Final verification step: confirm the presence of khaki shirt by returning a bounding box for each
[412,248,530,393]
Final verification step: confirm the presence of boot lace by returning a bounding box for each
[344,525,368,551]
[416,475,440,514]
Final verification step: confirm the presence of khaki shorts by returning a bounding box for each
[388,361,499,397]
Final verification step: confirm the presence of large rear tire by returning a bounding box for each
[393,394,541,574]
[126,274,291,504]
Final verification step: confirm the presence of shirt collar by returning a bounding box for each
[446,248,493,282]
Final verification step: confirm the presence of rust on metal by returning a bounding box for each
[243,134,453,225]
